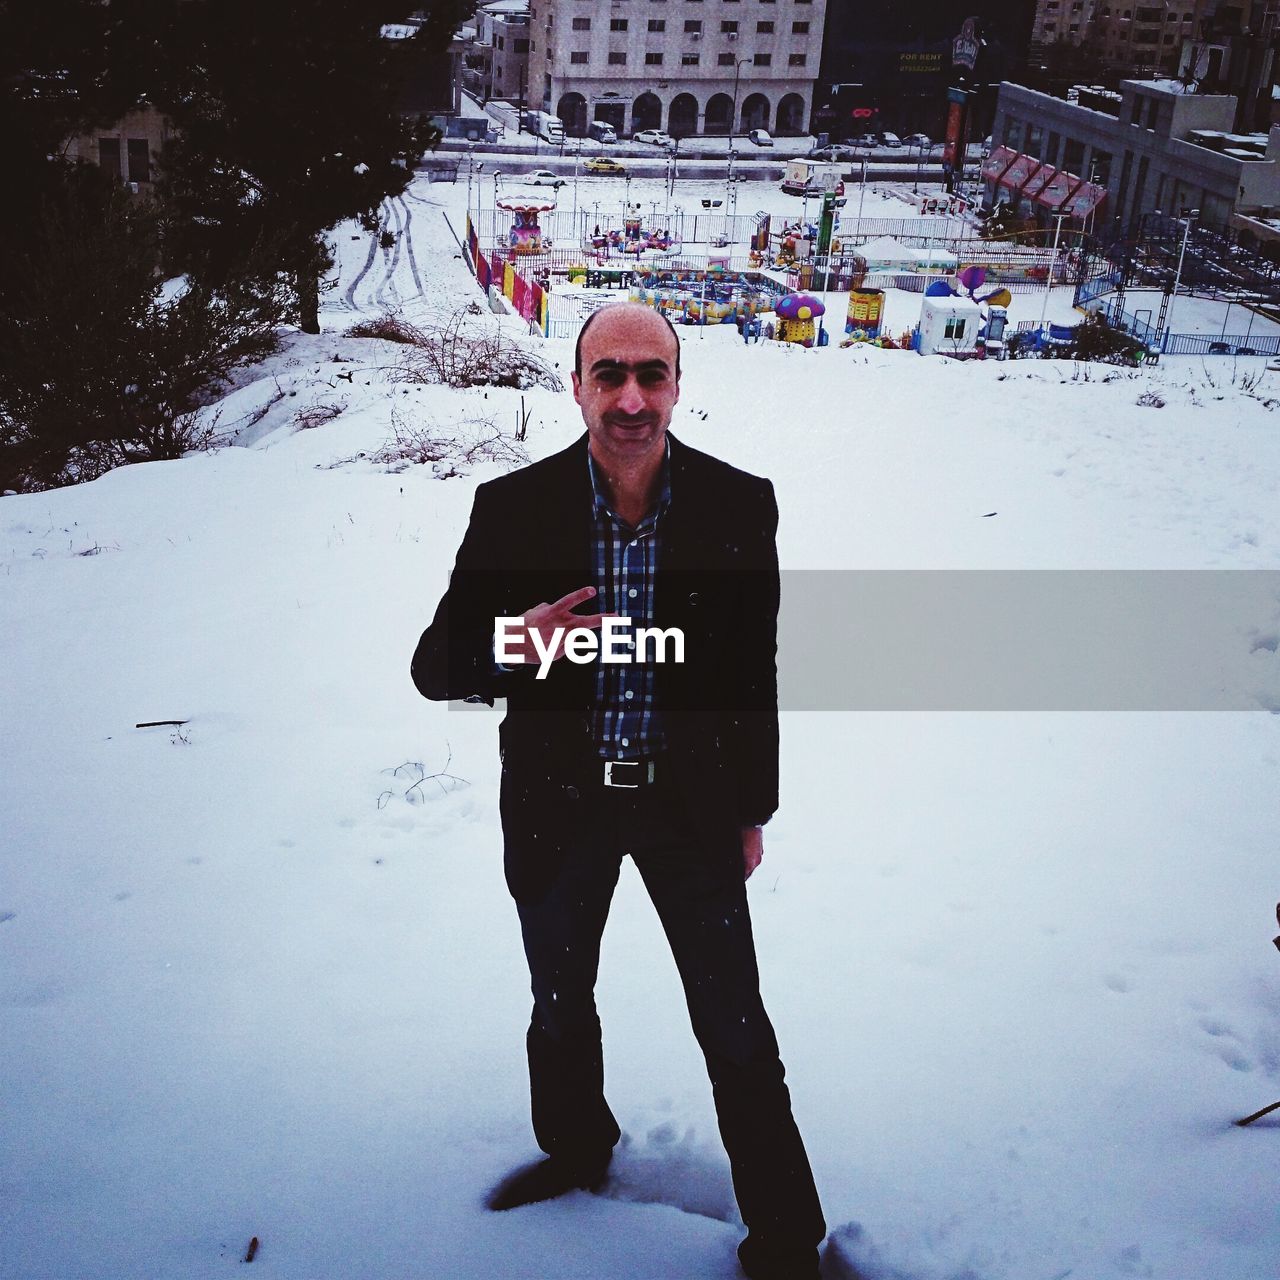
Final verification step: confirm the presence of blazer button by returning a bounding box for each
[565,785,580,801]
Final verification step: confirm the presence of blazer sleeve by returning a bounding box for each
[411,482,523,706]
[731,477,780,827]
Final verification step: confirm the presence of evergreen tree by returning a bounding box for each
[155,1,458,332]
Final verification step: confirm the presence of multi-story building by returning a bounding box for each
[1028,0,1278,100]
[990,77,1280,232]
[814,3,1036,143]
[469,0,534,103]
[525,0,829,139]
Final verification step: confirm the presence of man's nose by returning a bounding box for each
[615,376,647,414]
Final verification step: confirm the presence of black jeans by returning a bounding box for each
[514,775,826,1255]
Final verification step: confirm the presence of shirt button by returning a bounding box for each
[625,690,634,700]
[628,588,638,598]
[621,737,630,746]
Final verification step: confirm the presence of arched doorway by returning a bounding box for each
[594,101,626,133]
[704,93,732,135]
[776,93,805,136]
[668,93,698,139]
[741,93,770,133]
[632,92,662,134]
[557,92,588,137]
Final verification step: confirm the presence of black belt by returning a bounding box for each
[599,757,660,788]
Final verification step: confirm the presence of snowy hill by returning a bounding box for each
[2,171,1279,1280]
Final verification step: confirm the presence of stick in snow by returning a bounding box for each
[135,720,189,729]
[1235,1099,1280,1127]
[244,1237,259,1263]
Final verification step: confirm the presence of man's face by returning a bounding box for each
[572,305,681,467]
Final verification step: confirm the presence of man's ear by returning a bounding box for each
[571,371,582,405]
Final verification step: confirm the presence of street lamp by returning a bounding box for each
[1037,211,1068,335]
[1163,208,1199,350]
[730,57,753,149]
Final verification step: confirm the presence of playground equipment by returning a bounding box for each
[496,194,557,256]
[775,293,826,346]
[628,267,780,326]
[976,305,1010,359]
[845,287,885,341]
[587,212,680,258]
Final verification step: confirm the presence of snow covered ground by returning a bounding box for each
[3,171,1280,1280]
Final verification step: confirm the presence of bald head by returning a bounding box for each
[574,302,682,381]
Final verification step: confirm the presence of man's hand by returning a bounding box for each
[502,586,614,665]
[742,826,764,880]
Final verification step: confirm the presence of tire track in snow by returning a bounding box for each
[373,198,402,310]
[398,195,424,298]
[344,201,387,312]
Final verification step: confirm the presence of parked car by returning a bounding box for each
[878,132,903,148]
[525,169,565,188]
[747,128,774,147]
[584,156,626,176]
[851,134,879,148]
[904,133,932,148]
[632,128,674,148]
[808,144,854,163]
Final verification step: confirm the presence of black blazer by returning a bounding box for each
[412,432,779,901]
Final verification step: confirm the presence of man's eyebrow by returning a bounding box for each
[588,358,673,373]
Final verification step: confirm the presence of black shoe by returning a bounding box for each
[738,1235,822,1280]
[486,1154,612,1211]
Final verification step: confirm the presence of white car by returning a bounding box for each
[747,128,774,147]
[525,169,566,188]
[633,129,674,148]
[904,133,932,149]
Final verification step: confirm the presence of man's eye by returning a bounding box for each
[596,370,624,385]
[639,371,668,385]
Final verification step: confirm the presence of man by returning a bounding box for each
[411,303,825,1280]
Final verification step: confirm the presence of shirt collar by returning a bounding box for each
[587,436,672,526]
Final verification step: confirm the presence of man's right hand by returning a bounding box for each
[501,586,613,666]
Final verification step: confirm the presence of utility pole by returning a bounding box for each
[1037,212,1067,334]
[1162,208,1199,351]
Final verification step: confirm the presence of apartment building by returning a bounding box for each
[525,0,829,139]
[990,77,1280,232]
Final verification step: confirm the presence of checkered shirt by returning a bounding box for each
[586,444,671,760]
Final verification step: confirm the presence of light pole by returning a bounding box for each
[1037,211,1068,335]
[856,155,868,236]
[1163,207,1199,350]
[571,144,581,227]
[730,57,753,150]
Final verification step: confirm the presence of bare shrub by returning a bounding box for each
[1136,390,1165,408]
[369,407,529,476]
[344,312,424,345]
[395,309,562,391]
[294,400,346,431]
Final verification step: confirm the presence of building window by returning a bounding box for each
[944,317,967,340]
[97,137,121,176]
[645,50,663,63]
[718,51,734,63]
[754,51,771,64]
[571,49,589,62]
[515,37,529,51]
[682,51,700,63]
[684,18,702,30]
[788,52,805,65]
[792,20,809,32]
[757,19,774,32]
[608,49,627,62]
[610,17,628,30]
[572,16,590,29]
[649,17,665,28]
[721,19,738,31]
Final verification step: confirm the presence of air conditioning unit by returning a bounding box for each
[728,31,737,40]
[127,181,140,194]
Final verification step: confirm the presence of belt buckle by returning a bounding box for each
[603,760,654,788]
